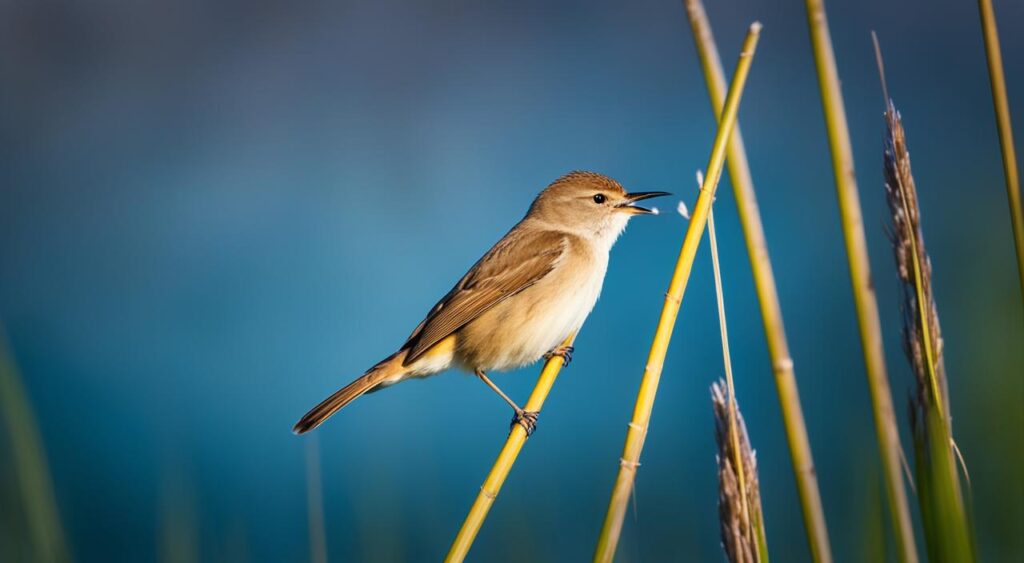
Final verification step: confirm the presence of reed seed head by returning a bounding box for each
[882,99,948,416]
[711,380,764,563]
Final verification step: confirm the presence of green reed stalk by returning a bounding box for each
[306,437,328,563]
[977,0,1024,307]
[0,327,70,562]
[802,2,919,561]
[877,54,975,557]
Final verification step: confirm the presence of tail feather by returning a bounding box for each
[293,351,406,434]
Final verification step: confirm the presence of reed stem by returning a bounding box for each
[977,0,1024,307]
[683,2,832,560]
[593,23,761,562]
[306,437,328,563]
[709,205,768,562]
[875,53,975,557]
[711,378,768,563]
[445,333,575,562]
[803,2,918,561]
[0,327,70,562]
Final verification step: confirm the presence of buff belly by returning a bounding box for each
[453,250,607,372]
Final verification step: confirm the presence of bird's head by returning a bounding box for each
[527,171,669,248]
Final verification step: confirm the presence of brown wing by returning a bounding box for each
[402,228,569,364]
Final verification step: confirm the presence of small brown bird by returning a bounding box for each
[293,171,667,435]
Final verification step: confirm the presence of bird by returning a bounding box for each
[293,171,668,435]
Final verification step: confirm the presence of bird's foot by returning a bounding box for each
[544,345,574,367]
[510,409,539,437]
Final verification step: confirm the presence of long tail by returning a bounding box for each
[292,351,407,434]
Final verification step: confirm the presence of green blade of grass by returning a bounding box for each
[913,408,974,563]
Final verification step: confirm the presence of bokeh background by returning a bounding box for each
[2,0,1022,561]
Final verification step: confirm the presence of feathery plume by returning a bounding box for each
[882,97,947,416]
[712,380,765,563]
[876,35,974,562]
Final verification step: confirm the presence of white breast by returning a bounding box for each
[538,250,607,347]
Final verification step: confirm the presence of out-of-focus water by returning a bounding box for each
[1,0,1021,560]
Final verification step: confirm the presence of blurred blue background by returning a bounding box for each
[1,0,1022,561]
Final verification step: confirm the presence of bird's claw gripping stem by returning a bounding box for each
[545,345,574,367]
[511,409,539,436]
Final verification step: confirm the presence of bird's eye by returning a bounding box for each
[592,194,606,204]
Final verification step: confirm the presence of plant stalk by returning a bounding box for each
[977,0,1024,308]
[709,206,769,563]
[683,2,832,560]
[593,22,762,562]
[0,328,70,562]
[802,1,918,561]
[445,334,575,562]
[306,437,328,563]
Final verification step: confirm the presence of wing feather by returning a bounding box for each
[402,228,568,364]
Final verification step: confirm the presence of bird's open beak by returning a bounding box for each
[618,191,671,215]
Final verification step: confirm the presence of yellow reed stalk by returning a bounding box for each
[803,2,918,562]
[593,23,761,562]
[445,333,575,562]
[977,0,1024,304]
[683,2,832,560]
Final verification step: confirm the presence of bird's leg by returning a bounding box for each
[474,368,520,410]
[474,368,539,436]
[544,345,574,367]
